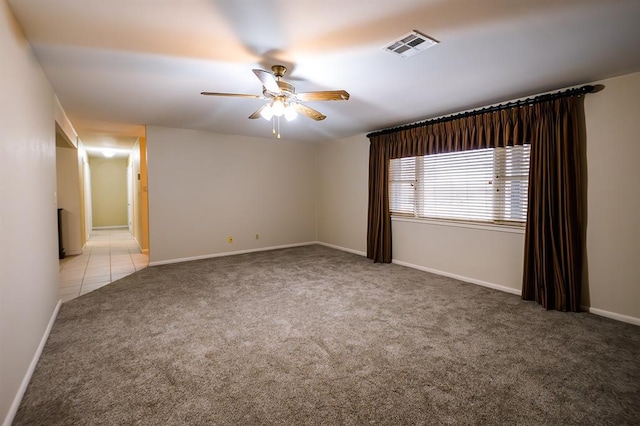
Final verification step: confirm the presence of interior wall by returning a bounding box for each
[128,136,149,253]
[56,146,82,254]
[53,97,77,149]
[584,71,640,321]
[78,142,92,241]
[139,136,149,252]
[316,71,640,322]
[89,156,128,227]
[146,126,316,264]
[392,220,524,293]
[0,1,60,423]
[129,139,142,246]
[316,134,369,253]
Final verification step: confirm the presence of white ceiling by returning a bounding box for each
[8,0,640,149]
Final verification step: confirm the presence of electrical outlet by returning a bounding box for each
[227,236,233,243]
[255,234,260,240]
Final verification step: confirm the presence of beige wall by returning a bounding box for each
[54,97,77,149]
[139,137,149,252]
[56,146,83,254]
[0,2,60,423]
[129,139,142,246]
[316,134,369,254]
[89,156,128,227]
[127,137,150,252]
[316,71,640,323]
[146,126,316,264]
[78,142,93,241]
[584,71,640,322]
[392,220,525,293]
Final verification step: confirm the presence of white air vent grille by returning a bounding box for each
[383,30,439,58]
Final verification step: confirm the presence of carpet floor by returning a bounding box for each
[14,245,640,425]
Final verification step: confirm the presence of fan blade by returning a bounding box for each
[253,69,280,93]
[292,103,326,121]
[248,105,267,119]
[201,92,262,99]
[296,90,350,102]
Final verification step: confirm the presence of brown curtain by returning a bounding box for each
[522,97,584,311]
[367,107,531,262]
[367,95,585,312]
[367,137,392,263]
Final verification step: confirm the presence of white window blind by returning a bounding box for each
[389,145,531,225]
[494,145,530,223]
[420,148,495,221]
[389,157,417,215]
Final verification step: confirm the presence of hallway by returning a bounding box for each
[58,228,149,303]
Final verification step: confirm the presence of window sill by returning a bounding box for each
[391,216,526,234]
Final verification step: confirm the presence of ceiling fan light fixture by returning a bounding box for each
[201,64,349,136]
[260,104,273,120]
[271,98,285,117]
[284,105,298,121]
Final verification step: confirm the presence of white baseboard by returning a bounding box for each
[149,242,317,266]
[141,248,149,254]
[315,241,367,257]
[147,243,640,326]
[313,243,520,296]
[581,306,640,326]
[65,250,82,256]
[392,259,522,296]
[3,300,61,426]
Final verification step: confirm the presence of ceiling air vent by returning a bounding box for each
[383,30,439,58]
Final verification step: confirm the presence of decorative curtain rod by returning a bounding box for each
[366,84,595,138]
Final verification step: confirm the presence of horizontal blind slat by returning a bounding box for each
[389,145,530,224]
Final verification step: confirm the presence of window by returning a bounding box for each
[389,145,530,225]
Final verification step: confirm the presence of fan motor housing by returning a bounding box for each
[264,81,295,97]
[271,65,287,78]
[277,81,295,94]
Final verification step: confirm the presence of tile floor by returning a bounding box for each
[58,228,149,303]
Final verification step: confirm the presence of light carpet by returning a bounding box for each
[14,245,640,425]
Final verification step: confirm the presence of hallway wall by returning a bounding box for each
[129,137,149,252]
[56,146,83,255]
[0,2,60,423]
[89,156,128,227]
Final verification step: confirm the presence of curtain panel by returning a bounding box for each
[522,98,585,311]
[367,95,585,312]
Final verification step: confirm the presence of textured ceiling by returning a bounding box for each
[8,0,640,149]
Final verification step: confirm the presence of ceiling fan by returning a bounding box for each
[201,65,349,137]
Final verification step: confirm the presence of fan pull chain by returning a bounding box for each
[276,116,281,139]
